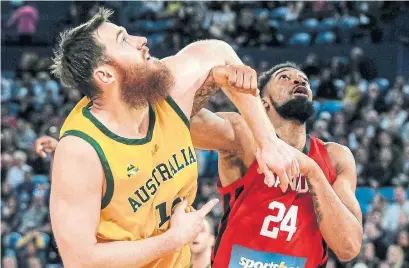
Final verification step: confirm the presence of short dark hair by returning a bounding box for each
[51,8,113,99]
[258,61,302,96]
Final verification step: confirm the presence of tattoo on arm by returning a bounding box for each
[307,180,323,224]
[191,72,220,118]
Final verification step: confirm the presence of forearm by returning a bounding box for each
[217,42,276,146]
[65,231,180,268]
[191,72,219,118]
[307,169,362,261]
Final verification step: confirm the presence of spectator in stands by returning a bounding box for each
[364,221,389,260]
[2,256,18,268]
[367,147,399,187]
[16,194,47,234]
[33,72,60,107]
[380,103,408,134]
[397,230,409,262]
[310,119,333,141]
[234,8,259,47]
[316,68,339,100]
[1,75,13,102]
[349,47,378,81]
[189,217,215,268]
[2,129,17,154]
[285,2,304,22]
[5,150,32,189]
[385,244,408,268]
[358,242,381,268]
[16,171,34,207]
[355,147,370,185]
[14,120,37,151]
[302,53,321,77]
[1,195,19,230]
[1,153,14,183]
[27,256,42,268]
[382,186,409,233]
[344,74,362,104]
[403,146,409,176]
[5,2,39,45]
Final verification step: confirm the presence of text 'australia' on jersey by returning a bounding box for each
[60,96,198,268]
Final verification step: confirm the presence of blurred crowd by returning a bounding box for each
[3,1,409,48]
[2,1,409,267]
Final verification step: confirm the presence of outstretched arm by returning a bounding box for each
[164,41,299,187]
[305,143,362,262]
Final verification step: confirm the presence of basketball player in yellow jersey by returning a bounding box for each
[49,8,300,268]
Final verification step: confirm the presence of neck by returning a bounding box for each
[91,90,150,139]
[268,110,307,151]
[191,249,212,268]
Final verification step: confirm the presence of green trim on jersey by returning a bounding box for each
[61,130,114,210]
[165,96,190,129]
[82,101,156,145]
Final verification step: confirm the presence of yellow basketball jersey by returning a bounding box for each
[60,96,198,268]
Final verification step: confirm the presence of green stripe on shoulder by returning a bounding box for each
[61,130,114,210]
[165,96,190,129]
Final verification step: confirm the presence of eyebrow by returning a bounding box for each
[116,27,126,43]
[274,69,309,83]
[274,69,289,77]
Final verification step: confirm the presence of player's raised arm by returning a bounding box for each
[50,136,213,267]
[301,143,363,262]
[163,41,300,187]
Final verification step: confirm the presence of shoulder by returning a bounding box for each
[324,142,355,174]
[324,142,352,155]
[55,135,100,164]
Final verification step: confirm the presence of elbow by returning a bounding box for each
[334,234,363,262]
[61,248,102,268]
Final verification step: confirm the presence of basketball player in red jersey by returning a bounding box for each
[190,62,363,268]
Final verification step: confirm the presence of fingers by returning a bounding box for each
[236,69,244,88]
[263,169,276,188]
[34,143,46,159]
[256,148,276,188]
[250,70,258,92]
[228,66,237,86]
[226,66,258,96]
[276,170,289,192]
[197,199,219,217]
[174,199,188,214]
[292,158,300,179]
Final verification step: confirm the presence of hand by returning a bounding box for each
[256,138,300,192]
[169,198,219,248]
[211,65,259,96]
[35,136,58,158]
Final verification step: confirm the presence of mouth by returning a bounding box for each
[292,86,308,97]
[142,46,151,60]
[191,241,199,245]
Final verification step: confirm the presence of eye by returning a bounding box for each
[279,74,290,80]
[122,36,129,45]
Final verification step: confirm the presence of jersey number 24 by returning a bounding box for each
[260,201,298,241]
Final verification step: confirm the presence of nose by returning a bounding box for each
[293,79,307,87]
[134,36,147,50]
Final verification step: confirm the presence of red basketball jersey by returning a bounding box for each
[212,136,337,268]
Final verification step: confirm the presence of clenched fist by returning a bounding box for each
[211,65,259,96]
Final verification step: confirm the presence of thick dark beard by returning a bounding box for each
[271,96,315,123]
[114,59,174,109]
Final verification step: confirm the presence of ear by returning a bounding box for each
[261,97,270,112]
[94,65,116,85]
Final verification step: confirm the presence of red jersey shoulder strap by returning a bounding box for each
[309,136,337,184]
